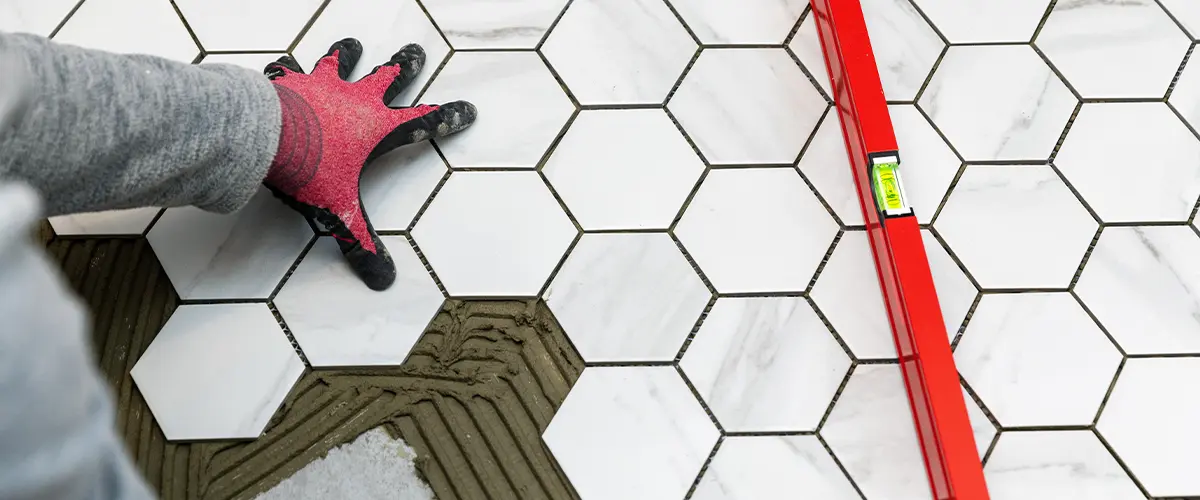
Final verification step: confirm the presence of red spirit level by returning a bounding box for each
[808,1,990,499]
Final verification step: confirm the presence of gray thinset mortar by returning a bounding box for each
[46,236,585,500]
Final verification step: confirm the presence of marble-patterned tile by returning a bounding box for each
[861,0,944,101]
[920,46,1076,162]
[955,293,1121,427]
[543,366,719,500]
[911,0,1051,43]
[175,0,322,51]
[821,364,932,500]
[1057,103,1200,223]
[411,171,576,296]
[201,52,288,71]
[963,386,996,459]
[0,0,78,35]
[147,188,313,301]
[670,49,827,165]
[1076,226,1200,355]
[924,230,977,340]
[788,14,832,98]
[422,0,568,49]
[421,51,574,169]
[543,233,711,363]
[670,0,806,45]
[293,0,449,107]
[935,165,1096,289]
[1038,0,1190,99]
[890,104,960,223]
[985,431,1143,500]
[675,168,840,293]
[692,436,860,500]
[359,141,448,231]
[543,109,704,230]
[52,0,199,62]
[273,236,443,367]
[49,207,160,236]
[130,303,305,441]
[541,0,696,105]
[1160,0,1200,39]
[797,113,861,226]
[1098,358,1200,497]
[680,297,850,432]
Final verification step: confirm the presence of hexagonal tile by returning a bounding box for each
[936,165,1096,289]
[669,0,806,45]
[201,52,288,70]
[421,51,574,169]
[0,0,78,35]
[49,207,161,236]
[544,233,711,363]
[692,436,860,500]
[52,0,199,62]
[861,0,945,101]
[963,386,996,458]
[1099,358,1200,497]
[985,431,1143,499]
[422,0,568,49]
[925,230,978,340]
[175,0,322,51]
[274,236,443,367]
[680,297,850,432]
[822,364,931,500]
[797,112,860,226]
[920,46,1076,162]
[955,293,1121,427]
[148,188,313,300]
[911,0,1051,43]
[541,0,695,105]
[1038,0,1190,98]
[670,49,826,165]
[890,104,961,223]
[789,13,832,99]
[543,366,719,500]
[1160,0,1200,39]
[293,0,449,106]
[675,168,839,293]
[360,142,448,231]
[130,303,305,441]
[411,171,576,296]
[1056,103,1200,223]
[543,109,704,230]
[1076,226,1200,355]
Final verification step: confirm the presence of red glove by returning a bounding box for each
[262,38,475,290]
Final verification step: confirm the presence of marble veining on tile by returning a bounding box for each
[669,0,806,45]
[49,207,161,236]
[692,436,861,500]
[175,0,322,51]
[680,297,850,432]
[543,233,711,363]
[861,0,944,101]
[52,0,199,62]
[0,0,78,35]
[421,0,567,49]
[359,141,448,231]
[911,0,1052,43]
[985,431,1143,500]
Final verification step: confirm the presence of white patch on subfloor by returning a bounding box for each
[256,428,435,500]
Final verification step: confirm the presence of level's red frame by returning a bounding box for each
[808,1,990,499]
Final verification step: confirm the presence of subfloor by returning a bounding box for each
[8,0,1200,498]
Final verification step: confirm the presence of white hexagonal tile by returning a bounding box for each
[675,168,839,293]
[541,0,696,105]
[963,386,996,458]
[201,52,288,70]
[130,303,305,441]
[797,112,861,226]
[52,0,199,62]
[49,207,160,236]
[274,236,442,367]
[411,171,576,296]
[542,109,704,230]
[692,436,860,500]
[422,0,568,49]
[543,233,711,363]
[421,51,574,169]
[670,49,826,165]
[910,0,1051,43]
[936,165,1096,289]
[1076,226,1200,355]
[1038,0,1190,99]
[1056,103,1200,223]
[925,230,978,340]
[1160,0,1200,39]
[175,0,322,51]
[0,0,78,35]
[148,188,312,301]
[293,0,449,107]
[1098,358,1200,497]
[985,431,1143,500]
[789,13,831,99]
[920,46,1076,162]
[360,142,448,231]
[861,0,945,101]
[544,366,719,500]
[955,293,1121,427]
[680,297,850,432]
[890,104,961,223]
[670,0,806,45]
[821,364,931,500]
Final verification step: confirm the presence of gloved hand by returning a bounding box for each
[262,38,476,291]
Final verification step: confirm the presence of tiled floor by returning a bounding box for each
[8,0,1200,498]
